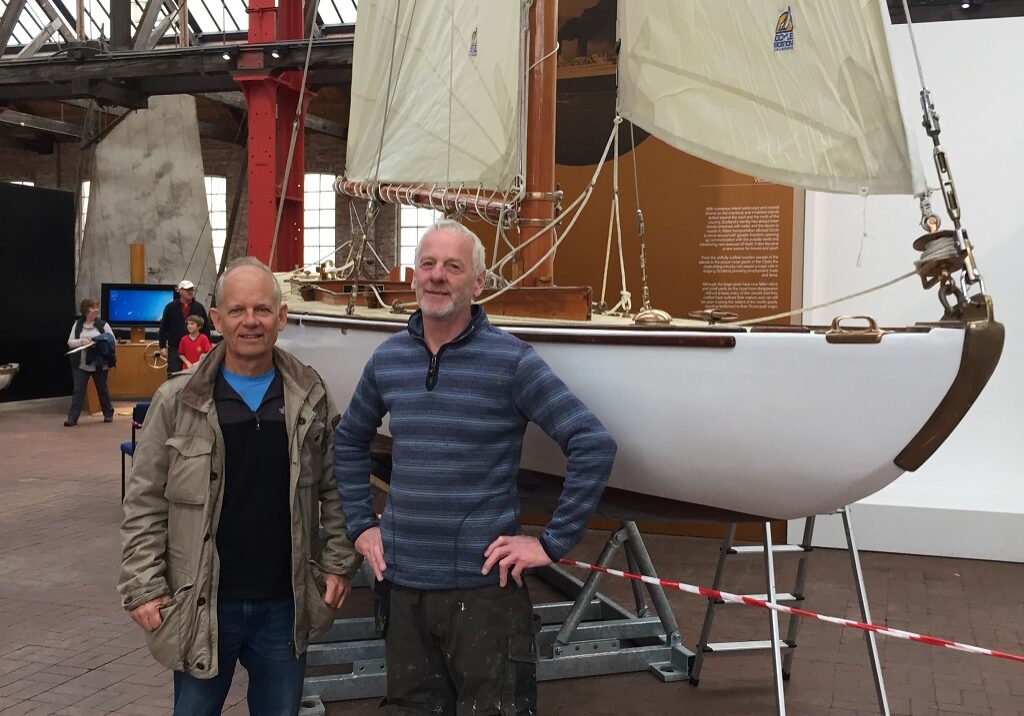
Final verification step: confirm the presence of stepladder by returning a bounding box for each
[689,507,890,716]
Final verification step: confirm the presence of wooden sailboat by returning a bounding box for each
[276,0,1003,521]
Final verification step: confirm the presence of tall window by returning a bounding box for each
[204,176,228,268]
[78,180,91,242]
[400,206,443,273]
[304,174,337,269]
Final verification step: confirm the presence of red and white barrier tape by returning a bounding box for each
[558,558,1024,665]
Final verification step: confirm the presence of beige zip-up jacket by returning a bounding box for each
[118,343,360,678]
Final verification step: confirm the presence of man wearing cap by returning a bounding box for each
[159,280,211,376]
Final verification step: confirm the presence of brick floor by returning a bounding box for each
[1,399,1022,715]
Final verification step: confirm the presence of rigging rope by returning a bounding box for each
[856,188,871,269]
[602,121,630,314]
[473,121,622,307]
[899,0,930,93]
[380,119,620,312]
[731,270,917,327]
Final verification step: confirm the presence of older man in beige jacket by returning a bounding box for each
[120,257,360,715]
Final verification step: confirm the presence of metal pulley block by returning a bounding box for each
[912,229,964,289]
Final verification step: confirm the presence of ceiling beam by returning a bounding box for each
[109,0,131,49]
[201,91,344,138]
[14,17,62,58]
[36,0,76,43]
[0,0,28,53]
[0,104,246,147]
[71,78,151,109]
[0,108,82,137]
[0,38,353,104]
[132,0,166,50]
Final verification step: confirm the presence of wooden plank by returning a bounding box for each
[132,0,165,50]
[36,0,75,42]
[14,18,62,58]
[0,109,81,137]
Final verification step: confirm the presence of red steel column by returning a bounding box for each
[234,0,308,271]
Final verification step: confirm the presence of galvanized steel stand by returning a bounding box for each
[300,521,694,709]
[535,521,694,683]
[688,507,889,716]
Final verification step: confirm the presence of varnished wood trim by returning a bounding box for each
[895,297,1004,470]
[289,313,737,348]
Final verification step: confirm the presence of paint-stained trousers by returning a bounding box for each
[383,581,539,716]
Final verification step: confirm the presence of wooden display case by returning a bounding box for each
[85,341,166,413]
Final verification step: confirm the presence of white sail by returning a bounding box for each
[618,0,925,195]
[345,0,524,189]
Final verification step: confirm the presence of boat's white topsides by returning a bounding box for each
[278,276,966,521]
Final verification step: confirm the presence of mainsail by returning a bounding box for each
[617,0,925,195]
[345,0,524,190]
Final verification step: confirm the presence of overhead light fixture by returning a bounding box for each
[961,0,972,7]
[271,48,281,59]
[222,50,232,60]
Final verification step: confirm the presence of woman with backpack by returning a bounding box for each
[65,298,116,427]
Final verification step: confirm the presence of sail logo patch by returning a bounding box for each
[774,6,794,52]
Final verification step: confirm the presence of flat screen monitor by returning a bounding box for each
[101,283,176,328]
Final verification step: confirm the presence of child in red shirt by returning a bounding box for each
[178,315,213,369]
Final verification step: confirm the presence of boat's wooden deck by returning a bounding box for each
[276,272,729,330]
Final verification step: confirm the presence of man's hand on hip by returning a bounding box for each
[323,573,352,609]
[482,535,552,587]
[355,527,386,582]
[129,595,171,632]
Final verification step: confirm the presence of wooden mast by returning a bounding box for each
[518,0,558,287]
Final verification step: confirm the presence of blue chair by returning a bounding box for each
[121,402,151,501]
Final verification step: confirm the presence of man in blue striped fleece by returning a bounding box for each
[334,219,617,714]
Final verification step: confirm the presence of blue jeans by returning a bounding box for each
[172,598,306,716]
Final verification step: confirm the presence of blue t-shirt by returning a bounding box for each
[221,366,276,412]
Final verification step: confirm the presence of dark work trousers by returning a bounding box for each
[384,582,538,716]
[166,345,183,376]
[68,366,113,422]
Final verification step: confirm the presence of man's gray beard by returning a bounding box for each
[421,303,457,320]
[415,288,457,320]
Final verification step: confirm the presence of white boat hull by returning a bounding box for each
[279,313,976,521]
